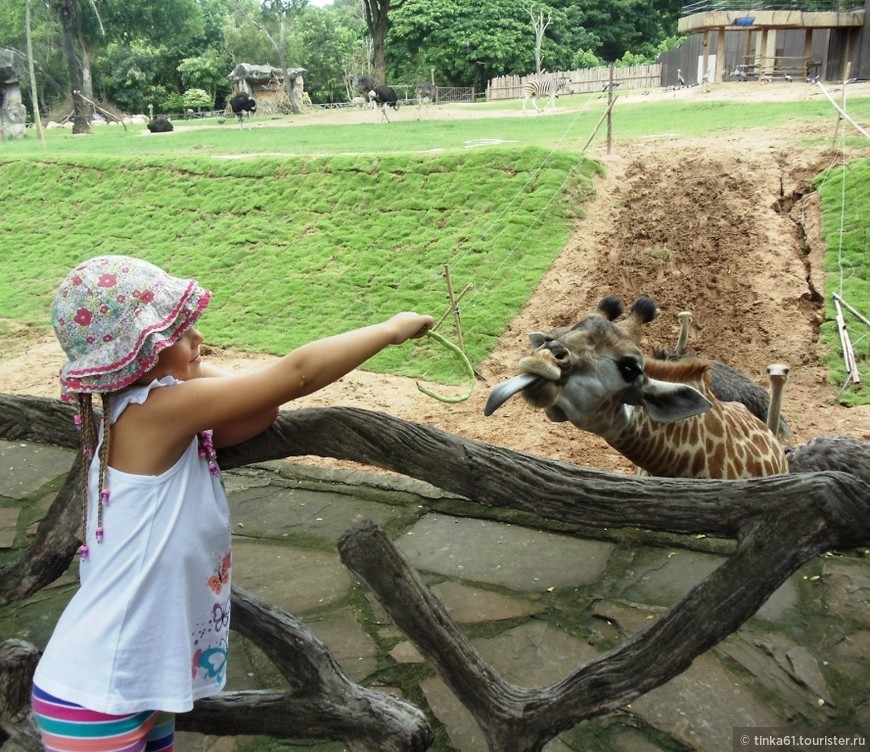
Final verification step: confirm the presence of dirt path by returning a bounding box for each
[3,82,868,473]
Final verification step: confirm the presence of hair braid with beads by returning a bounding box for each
[76,393,112,558]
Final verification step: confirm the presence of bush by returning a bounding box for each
[161,92,185,113]
[183,88,213,111]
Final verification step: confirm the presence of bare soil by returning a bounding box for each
[4,81,868,473]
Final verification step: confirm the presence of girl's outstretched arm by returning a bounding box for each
[198,363,280,448]
[147,312,433,449]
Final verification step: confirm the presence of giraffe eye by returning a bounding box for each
[617,358,642,382]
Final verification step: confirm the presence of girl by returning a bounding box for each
[32,254,433,752]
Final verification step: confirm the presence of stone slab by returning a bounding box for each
[397,513,614,591]
[625,548,797,622]
[0,505,20,548]
[231,538,351,613]
[303,606,380,683]
[0,440,74,500]
[629,652,785,751]
[421,621,597,752]
[431,580,544,623]
[228,484,403,546]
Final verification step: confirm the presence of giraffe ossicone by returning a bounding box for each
[485,295,789,480]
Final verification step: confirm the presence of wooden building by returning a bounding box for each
[660,0,869,85]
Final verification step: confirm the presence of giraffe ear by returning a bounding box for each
[638,378,713,423]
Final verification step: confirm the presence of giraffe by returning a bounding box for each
[484,295,789,479]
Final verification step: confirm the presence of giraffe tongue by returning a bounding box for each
[484,373,542,416]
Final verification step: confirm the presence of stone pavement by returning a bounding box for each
[1,438,868,752]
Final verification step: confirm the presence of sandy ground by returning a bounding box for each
[3,80,868,474]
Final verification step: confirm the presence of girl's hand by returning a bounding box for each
[387,312,434,344]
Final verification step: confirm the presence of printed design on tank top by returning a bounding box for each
[191,548,232,684]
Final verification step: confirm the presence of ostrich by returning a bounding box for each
[785,435,870,485]
[369,85,399,122]
[229,91,257,129]
[146,117,173,133]
[765,363,870,485]
[599,81,622,99]
[655,310,793,438]
[145,103,173,133]
[353,75,376,108]
[416,81,436,117]
[765,363,789,435]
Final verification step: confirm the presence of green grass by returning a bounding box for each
[0,148,597,383]
[816,158,870,405]
[7,92,870,157]
[1,93,868,400]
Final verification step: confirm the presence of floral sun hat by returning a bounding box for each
[51,255,211,397]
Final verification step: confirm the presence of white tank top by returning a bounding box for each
[34,377,232,714]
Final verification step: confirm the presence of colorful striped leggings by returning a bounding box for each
[31,685,175,752]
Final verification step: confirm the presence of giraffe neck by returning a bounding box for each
[604,403,788,479]
[605,408,709,478]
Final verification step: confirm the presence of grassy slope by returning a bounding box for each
[1,93,867,395]
[0,149,597,383]
[816,158,870,405]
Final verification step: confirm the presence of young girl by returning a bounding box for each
[32,254,433,752]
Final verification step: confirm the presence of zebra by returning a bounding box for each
[521,78,566,113]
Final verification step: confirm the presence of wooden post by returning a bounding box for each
[833,294,861,385]
[25,0,45,144]
[581,97,617,153]
[606,62,614,155]
[716,27,726,82]
[804,29,814,80]
[834,292,870,328]
[831,61,852,149]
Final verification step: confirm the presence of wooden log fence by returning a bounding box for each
[1,396,868,750]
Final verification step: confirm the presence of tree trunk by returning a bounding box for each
[78,44,93,102]
[371,22,387,85]
[363,0,403,86]
[278,14,303,115]
[54,2,89,134]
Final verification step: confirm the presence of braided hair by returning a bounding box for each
[75,393,112,558]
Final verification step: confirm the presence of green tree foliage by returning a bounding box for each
[0,2,68,116]
[96,40,175,113]
[178,49,234,106]
[221,6,278,65]
[388,0,532,89]
[572,49,603,69]
[86,0,207,53]
[299,2,369,103]
[386,0,678,86]
[1,0,684,116]
[553,0,683,62]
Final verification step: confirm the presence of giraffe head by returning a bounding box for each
[486,295,789,478]
[485,295,712,439]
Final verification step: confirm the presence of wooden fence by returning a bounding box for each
[486,64,663,101]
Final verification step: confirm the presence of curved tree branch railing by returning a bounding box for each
[1,394,868,751]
